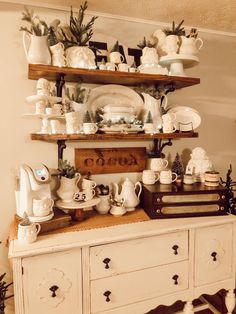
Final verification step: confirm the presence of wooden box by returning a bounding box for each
[140,183,229,219]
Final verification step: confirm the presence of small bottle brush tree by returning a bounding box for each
[83,110,93,123]
[110,40,120,53]
[145,111,153,124]
[172,153,184,181]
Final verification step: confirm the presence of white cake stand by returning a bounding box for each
[159,54,199,76]
[56,197,101,214]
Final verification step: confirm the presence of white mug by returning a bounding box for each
[129,67,136,73]
[160,170,177,184]
[33,198,54,217]
[50,120,61,134]
[142,170,159,185]
[82,188,95,201]
[83,123,98,134]
[82,178,97,189]
[148,158,168,172]
[99,63,107,70]
[162,122,177,133]
[106,62,117,71]
[109,51,124,64]
[18,222,41,244]
[183,174,194,185]
[162,113,176,123]
[53,103,62,115]
[118,63,130,72]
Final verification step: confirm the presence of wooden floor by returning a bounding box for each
[146,290,236,314]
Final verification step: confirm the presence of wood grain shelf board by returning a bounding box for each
[31,132,198,141]
[28,64,200,89]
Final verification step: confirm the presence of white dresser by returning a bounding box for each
[9,214,236,314]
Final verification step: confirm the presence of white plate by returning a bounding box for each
[99,124,143,134]
[168,106,201,131]
[56,197,100,210]
[28,211,54,222]
[87,85,144,116]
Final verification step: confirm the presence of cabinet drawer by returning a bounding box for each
[195,223,233,287]
[91,260,189,313]
[90,230,188,280]
[22,249,82,314]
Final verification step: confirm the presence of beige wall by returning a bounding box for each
[1,3,236,313]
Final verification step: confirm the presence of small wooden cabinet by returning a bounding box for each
[9,215,236,314]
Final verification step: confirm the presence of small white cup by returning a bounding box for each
[110,205,126,216]
[18,222,41,244]
[129,67,136,73]
[53,103,62,115]
[162,122,177,133]
[106,62,117,71]
[45,107,54,115]
[142,170,159,185]
[99,63,107,70]
[82,188,95,201]
[118,63,130,72]
[143,123,155,134]
[109,51,124,64]
[32,198,54,217]
[160,170,177,184]
[50,120,61,134]
[183,174,195,185]
[82,178,97,189]
[148,158,168,172]
[83,123,98,134]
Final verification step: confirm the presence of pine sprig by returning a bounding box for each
[62,2,98,48]
[137,36,156,49]
[163,19,185,36]
[20,6,49,36]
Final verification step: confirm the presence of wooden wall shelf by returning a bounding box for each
[28,64,200,89]
[31,132,198,142]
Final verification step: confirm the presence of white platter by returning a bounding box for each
[87,85,144,117]
[99,124,143,134]
[168,106,201,131]
[28,211,54,222]
[56,197,100,210]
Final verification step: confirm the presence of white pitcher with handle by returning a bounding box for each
[23,32,51,64]
[142,93,167,131]
[114,178,142,211]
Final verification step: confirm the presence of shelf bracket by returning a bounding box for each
[149,138,173,158]
[55,74,65,97]
[57,140,67,163]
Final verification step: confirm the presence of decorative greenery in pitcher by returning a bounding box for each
[137,36,156,49]
[61,1,98,48]
[57,159,80,179]
[20,6,60,40]
[163,19,185,36]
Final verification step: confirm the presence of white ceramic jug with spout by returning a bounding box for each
[23,32,51,65]
[142,93,167,131]
[114,178,142,211]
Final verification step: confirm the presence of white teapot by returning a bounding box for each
[114,178,142,211]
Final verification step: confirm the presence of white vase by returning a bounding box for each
[57,175,81,203]
[96,195,110,214]
[23,32,51,65]
[50,42,67,67]
[65,46,97,69]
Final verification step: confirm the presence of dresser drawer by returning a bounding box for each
[195,223,233,286]
[91,260,189,313]
[90,230,188,280]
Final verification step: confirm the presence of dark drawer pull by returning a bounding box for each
[172,245,179,255]
[103,290,111,302]
[211,251,217,261]
[49,285,59,297]
[103,258,111,269]
[172,274,179,285]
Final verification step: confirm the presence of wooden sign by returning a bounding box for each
[75,147,147,175]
